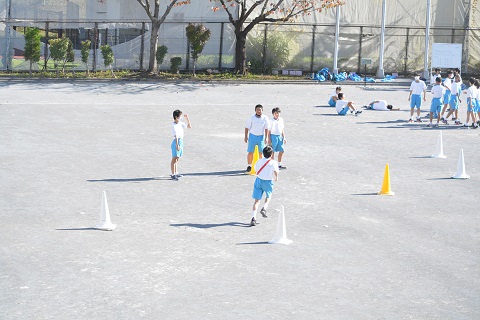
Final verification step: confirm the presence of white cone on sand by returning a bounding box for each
[95,191,116,231]
[268,205,292,245]
[452,149,470,179]
[431,131,446,159]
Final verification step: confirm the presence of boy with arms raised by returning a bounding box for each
[170,109,191,180]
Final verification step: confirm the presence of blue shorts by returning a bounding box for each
[171,138,184,158]
[443,90,451,104]
[410,94,422,109]
[270,134,285,152]
[328,97,335,107]
[338,106,350,115]
[247,133,265,153]
[467,98,476,112]
[252,177,274,200]
[476,99,480,113]
[430,98,442,114]
[449,95,459,110]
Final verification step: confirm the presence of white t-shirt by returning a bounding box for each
[467,86,477,99]
[254,157,279,181]
[330,91,338,98]
[246,114,269,136]
[451,81,461,96]
[335,100,348,113]
[431,84,445,99]
[371,100,388,110]
[172,121,187,139]
[430,73,441,84]
[269,117,284,135]
[443,77,453,91]
[410,80,427,95]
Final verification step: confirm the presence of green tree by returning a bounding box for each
[212,0,345,75]
[100,44,115,78]
[185,24,211,77]
[81,40,91,76]
[156,45,168,72]
[24,27,41,75]
[64,39,75,72]
[49,38,69,75]
[170,57,182,74]
[247,32,291,74]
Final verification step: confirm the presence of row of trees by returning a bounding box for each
[23,22,211,76]
[137,0,345,74]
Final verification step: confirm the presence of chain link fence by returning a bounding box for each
[1,20,479,75]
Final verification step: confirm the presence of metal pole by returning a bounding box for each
[5,0,12,71]
[333,5,340,74]
[44,22,49,71]
[423,0,431,79]
[218,22,224,70]
[376,0,386,78]
[310,25,316,74]
[262,24,268,74]
[358,26,363,73]
[140,22,145,71]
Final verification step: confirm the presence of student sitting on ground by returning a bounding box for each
[328,87,342,107]
[363,100,399,111]
[335,93,362,116]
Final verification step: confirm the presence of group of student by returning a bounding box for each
[170,105,287,226]
[328,86,396,114]
[409,68,480,128]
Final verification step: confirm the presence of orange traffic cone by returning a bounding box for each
[249,145,260,175]
[378,163,395,196]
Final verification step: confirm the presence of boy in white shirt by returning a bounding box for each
[440,70,454,120]
[443,75,463,125]
[408,73,427,122]
[244,104,270,173]
[250,146,279,226]
[335,93,362,115]
[430,68,441,85]
[170,109,192,180]
[363,100,399,111]
[428,77,445,127]
[328,87,342,107]
[464,78,478,128]
[269,107,286,169]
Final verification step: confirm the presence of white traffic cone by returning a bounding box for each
[431,131,446,159]
[268,205,292,245]
[452,149,470,179]
[95,191,116,231]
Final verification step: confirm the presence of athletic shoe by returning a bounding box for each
[442,119,449,125]
[427,123,432,127]
[175,174,183,178]
[463,123,469,128]
[415,118,423,123]
[250,218,257,226]
[246,166,252,173]
[477,120,480,126]
[440,117,445,122]
[434,123,439,128]
[472,124,478,129]
[355,110,362,115]
[279,165,287,170]
[170,175,178,181]
[260,208,268,218]
[407,119,414,123]
[455,120,462,125]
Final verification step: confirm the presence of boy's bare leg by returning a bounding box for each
[247,152,253,165]
[278,152,284,163]
[171,157,178,175]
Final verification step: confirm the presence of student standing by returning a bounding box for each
[407,73,427,123]
[244,104,269,173]
[428,77,445,127]
[269,107,287,169]
[170,110,191,180]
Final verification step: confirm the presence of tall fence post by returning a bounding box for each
[5,0,12,71]
[310,25,316,73]
[140,22,145,71]
[218,22,224,70]
[404,27,410,75]
[357,26,363,73]
[262,24,268,74]
[93,22,98,72]
[44,21,49,71]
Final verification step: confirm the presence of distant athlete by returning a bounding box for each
[363,100,399,111]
